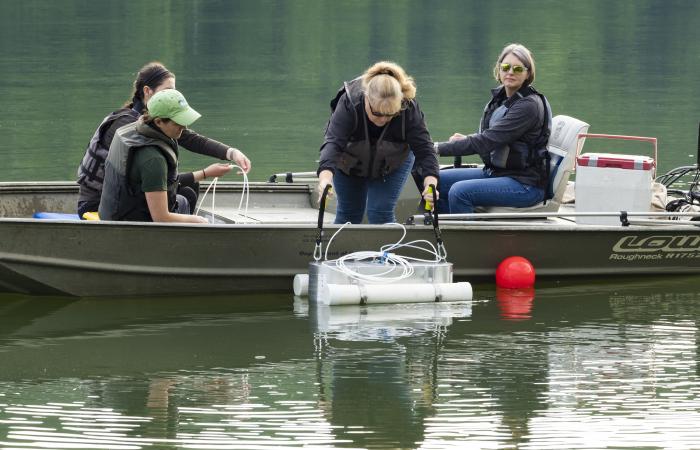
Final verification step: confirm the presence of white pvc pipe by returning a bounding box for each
[293,274,309,296]
[321,282,472,306]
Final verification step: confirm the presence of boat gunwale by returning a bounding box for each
[1,217,700,232]
[0,180,312,194]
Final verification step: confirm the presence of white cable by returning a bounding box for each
[324,221,351,261]
[194,164,249,223]
[194,177,216,217]
[323,222,444,284]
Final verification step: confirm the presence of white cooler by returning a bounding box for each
[575,152,655,225]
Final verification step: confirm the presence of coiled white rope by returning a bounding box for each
[324,222,444,284]
[194,164,249,222]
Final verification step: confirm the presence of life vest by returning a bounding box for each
[330,78,411,179]
[98,119,179,221]
[481,86,552,191]
[77,108,139,191]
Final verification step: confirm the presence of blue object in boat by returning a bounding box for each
[33,212,81,220]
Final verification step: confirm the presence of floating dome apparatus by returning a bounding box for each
[294,185,472,306]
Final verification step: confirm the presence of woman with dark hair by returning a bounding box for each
[435,43,551,214]
[100,89,215,223]
[77,61,251,218]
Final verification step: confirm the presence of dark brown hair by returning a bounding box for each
[141,111,171,125]
[124,61,175,110]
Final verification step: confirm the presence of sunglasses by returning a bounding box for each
[367,99,399,118]
[500,63,528,74]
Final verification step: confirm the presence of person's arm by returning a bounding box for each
[178,163,235,187]
[145,191,207,223]
[317,93,357,175]
[317,169,334,203]
[437,97,540,158]
[316,93,357,201]
[192,163,234,182]
[404,101,440,203]
[178,129,251,173]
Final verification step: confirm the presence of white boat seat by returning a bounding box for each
[476,114,590,214]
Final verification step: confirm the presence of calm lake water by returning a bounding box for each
[0,278,699,449]
[1,0,700,448]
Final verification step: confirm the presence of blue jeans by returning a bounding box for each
[437,167,544,214]
[333,153,415,224]
[175,194,190,214]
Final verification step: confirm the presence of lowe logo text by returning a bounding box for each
[612,235,700,253]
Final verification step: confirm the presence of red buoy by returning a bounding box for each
[495,256,535,288]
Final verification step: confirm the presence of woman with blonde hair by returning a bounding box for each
[317,61,439,224]
[435,43,552,213]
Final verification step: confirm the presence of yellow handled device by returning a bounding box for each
[424,185,434,211]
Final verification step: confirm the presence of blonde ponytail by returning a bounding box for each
[361,61,416,115]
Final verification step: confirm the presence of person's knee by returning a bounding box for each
[177,186,198,214]
[448,184,475,214]
[175,194,191,214]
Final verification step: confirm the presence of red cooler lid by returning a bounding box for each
[576,153,655,170]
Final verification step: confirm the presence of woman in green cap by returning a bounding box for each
[77,61,251,219]
[99,89,219,223]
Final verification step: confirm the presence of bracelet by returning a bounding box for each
[202,169,206,179]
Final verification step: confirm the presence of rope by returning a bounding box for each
[194,164,249,222]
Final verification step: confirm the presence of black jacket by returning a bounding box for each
[318,79,439,181]
[77,106,230,206]
[437,85,550,187]
[99,119,179,222]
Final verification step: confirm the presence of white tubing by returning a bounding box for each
[321,282,472,306]
[293,274,309,296]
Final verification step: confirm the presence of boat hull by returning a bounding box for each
[1,182,699,296]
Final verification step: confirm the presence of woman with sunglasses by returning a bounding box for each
[77,61,251,218]
[435,43,551,214]
[317,61,439,224]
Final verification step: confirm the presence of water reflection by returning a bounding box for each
[303,301,472,449]
[496,287,535,321]
[0,281,699,448]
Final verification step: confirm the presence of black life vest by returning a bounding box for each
[481,85,553,198]
[98,119,179,221]
[329,78,410,179]
[77,108,139,191]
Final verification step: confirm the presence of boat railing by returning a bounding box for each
[410,211,700,227]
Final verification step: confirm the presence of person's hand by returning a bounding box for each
[227,148,251,174]
[191,215,209,224]
[317,170,334,204]
[449,133,467,142]
[422,176,439,209]
[203,163,233,179]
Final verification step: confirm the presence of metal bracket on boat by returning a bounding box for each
[314,184,333,261]
[619,211,630,227]
[267,172,299,183]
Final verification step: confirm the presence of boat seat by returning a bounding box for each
[476,114,590,214]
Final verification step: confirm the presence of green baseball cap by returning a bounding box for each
[147,89,201,126]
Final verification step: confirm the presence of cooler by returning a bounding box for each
[575,152,655,225]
